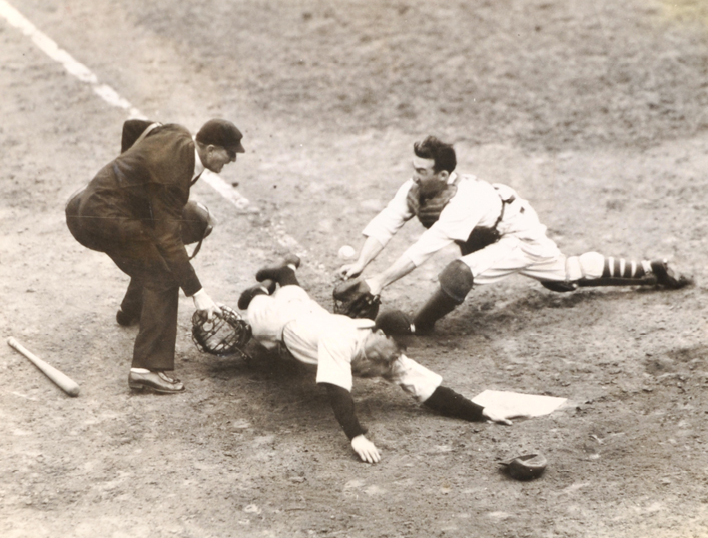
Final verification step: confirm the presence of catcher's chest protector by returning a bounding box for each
[406,181,459,229]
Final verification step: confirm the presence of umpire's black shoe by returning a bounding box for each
[650,260,692,290]
[128,370,185,394]
[255,254,301,285]
[116,307,140,327]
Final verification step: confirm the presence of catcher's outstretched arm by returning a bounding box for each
[365,253,416,295]
[338,236,385,279]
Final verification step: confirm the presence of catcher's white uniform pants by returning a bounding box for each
[460,234,574,285]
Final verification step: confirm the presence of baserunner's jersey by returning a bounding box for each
[247,286,442,401]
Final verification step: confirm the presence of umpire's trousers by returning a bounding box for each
[66,194,180,371]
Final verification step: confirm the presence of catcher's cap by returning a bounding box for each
[196,119,245,154]
[374,310,415,336]
[499,453,547,481]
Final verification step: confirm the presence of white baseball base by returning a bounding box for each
[472,390,567,418]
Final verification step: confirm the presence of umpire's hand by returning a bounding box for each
[351,435,381,463]
[192,289,222,321]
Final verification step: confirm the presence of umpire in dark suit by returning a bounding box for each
[66,118,244,393]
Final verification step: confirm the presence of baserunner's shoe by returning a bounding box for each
[255,255,301,286]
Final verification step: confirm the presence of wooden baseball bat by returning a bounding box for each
[7,337,80,397]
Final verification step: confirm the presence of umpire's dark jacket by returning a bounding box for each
[67,119,203,371]
[73,120,201,296]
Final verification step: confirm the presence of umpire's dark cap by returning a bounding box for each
[374,310,415,336]
[197,119,245,154]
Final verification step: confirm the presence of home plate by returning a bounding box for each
[472,390,568,418]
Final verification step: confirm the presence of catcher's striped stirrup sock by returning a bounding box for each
[577,258,656,287]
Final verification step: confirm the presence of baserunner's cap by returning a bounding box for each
[374,310,415,336]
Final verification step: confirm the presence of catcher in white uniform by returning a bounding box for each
[237,255,518,463]
[338,136,691,334]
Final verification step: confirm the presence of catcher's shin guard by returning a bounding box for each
[414,260,474,334]
[413,287,463,335]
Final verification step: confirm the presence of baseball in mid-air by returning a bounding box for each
[338,245,356,259]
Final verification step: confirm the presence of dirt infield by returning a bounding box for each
[2,1,708,537]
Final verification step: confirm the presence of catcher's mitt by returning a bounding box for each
[333,277,381,320]
[191,305,252,361]
[499,453,547,481]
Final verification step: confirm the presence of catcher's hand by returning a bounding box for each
[333,277,381,320]
[338,261,365,280]
[191,305,252,361]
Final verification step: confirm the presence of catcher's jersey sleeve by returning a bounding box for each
[362,180,415,247]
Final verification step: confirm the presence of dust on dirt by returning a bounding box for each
[2,1,708,537]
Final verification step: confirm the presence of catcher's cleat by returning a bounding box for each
[116,307,140,327]
[128,370,185,394]
[650,260,692,290]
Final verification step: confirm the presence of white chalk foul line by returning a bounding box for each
[0,0,319,267]
[0,0,141,116]
[0,1,241,207]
